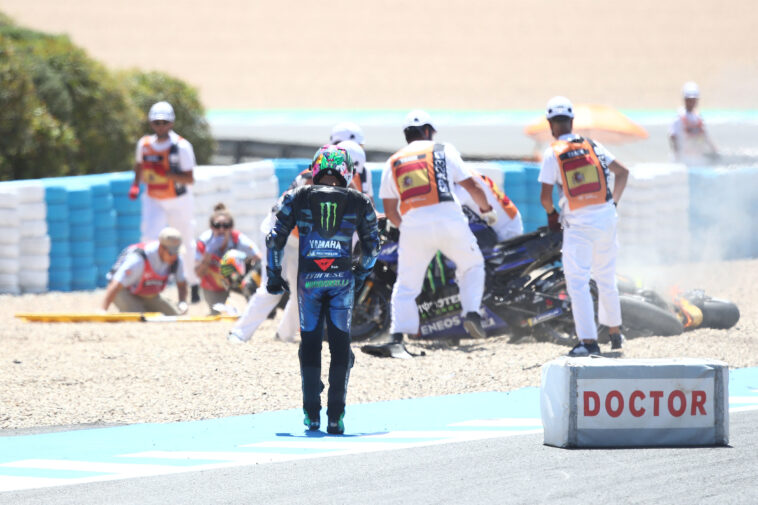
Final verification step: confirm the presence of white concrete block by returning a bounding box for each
[541,357,729,448]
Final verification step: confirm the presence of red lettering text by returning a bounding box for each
[668,390,686,417]
[584,391,600,416]
[691,390,707,415]
[579,389,709,418]
[650,391,664,416]
[629,390,646,417]
[605,390,624,418]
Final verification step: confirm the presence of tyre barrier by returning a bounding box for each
[20,236,51,256]
[95,228,118,246]
[94,210,117,230]
[0,209,20,227]
[49,270,73,292]
[46,203,69,222]
[6,182,50,293]
[108,174,141,264]
[50,255,73,271]
[71,265,98,291]
[93,193,114,212]
[65,184,98,291]
[0,244,19,258]
[1,159,757,294]
[44,184,73,292]
[50,239,71,257]
[0,227,20,244]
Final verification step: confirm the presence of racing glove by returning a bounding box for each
[480,208,498,226]
[128,184,140,200]
[547,209,561,232]
[266,269,289,295]
[384,219,400,243]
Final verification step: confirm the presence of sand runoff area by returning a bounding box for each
[1,0,757,111]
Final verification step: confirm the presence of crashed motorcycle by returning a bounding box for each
[615,275,740,335]
[351,215,738,346]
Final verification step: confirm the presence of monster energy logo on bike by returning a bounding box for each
[320,202,338,230]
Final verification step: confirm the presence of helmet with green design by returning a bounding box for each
[219,249,247,289]
[310,144,353,187]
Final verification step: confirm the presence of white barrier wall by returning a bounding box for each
[193,161,279,252]
[616,163,690,268]
[16,183,49,293]
[0,188,20,294]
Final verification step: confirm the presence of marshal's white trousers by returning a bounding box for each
[141,192,198,285]
[390,203,485,335]
[562,204,622,341]
[232,238,300,342]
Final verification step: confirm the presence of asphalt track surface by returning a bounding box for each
[1,409,755,505]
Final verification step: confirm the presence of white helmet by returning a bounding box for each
[336,140,366,175]
[403,109,436,131]
[330,122,365,145]
[545,96,574,119]
[682,81,700,99]
[148,101,175,122]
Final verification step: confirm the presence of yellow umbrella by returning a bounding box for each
[524,104,648,144]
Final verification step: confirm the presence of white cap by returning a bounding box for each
[330,122,365,144]
[403,110,436,131]
[682,81,700,99]
[148,101,175,122]
[545,96,574,119]
[336,140,366,173]
[158,227,182,254]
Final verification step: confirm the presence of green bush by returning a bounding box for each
[0,12,215,180]
[0,34,77,180]
[120,70,215,165]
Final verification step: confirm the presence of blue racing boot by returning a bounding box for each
[326,412,344,435]
[303,409,320,431]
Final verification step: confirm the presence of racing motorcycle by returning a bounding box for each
[351,214,738,346]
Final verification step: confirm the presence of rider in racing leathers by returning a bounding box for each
[265,145,380,435]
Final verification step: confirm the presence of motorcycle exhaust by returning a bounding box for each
[523,307,565,328]
[357,280,374,305]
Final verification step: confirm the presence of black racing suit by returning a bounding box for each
[266,185,380,422]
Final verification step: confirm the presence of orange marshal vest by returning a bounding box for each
[470,169,519,219]
[123,242,178,297]
[139,136,187,199]
[551,138,612,211]
[389,143,454,215]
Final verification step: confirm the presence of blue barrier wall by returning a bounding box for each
[1,161,757,293]
[38,173,141,291]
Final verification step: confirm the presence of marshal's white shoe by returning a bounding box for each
[227,330,247,344]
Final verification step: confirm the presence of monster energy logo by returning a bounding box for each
[425,251,446,292]
[320,202,338,230]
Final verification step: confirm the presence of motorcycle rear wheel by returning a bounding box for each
[351,285,391,342]
[619,295,684,338]
[534,275,684,343]
[532,323,576,347]
[700,298,740,329]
